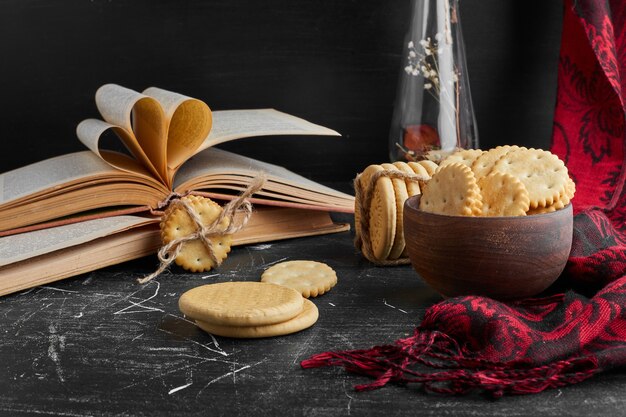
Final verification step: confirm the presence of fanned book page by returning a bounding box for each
[200,109,339,150]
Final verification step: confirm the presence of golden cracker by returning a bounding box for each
[566,176,576,200]
[356,164,397,261]
[179,281,304,326]
[419,163,483,216]
[417,160,438,176]
[478,171,530,216]
[382,163,409,259]
[527,204,559,215]
[493,148,568,209]
[161,195,231,273]
[195,298,318,338]
[261,260,337,298]
[471,145,522,179]
[406,161,432,182]
[393,161,424,258]
[439,149,485,170]
[393,161,422,195]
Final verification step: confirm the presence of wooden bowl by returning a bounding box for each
[403,195,573,300]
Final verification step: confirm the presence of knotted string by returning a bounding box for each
[138,174,267,284]
[354,169,429,266]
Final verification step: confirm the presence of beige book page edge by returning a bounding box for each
[0,151,142,206]
[0,215,157,266]
[0,227,161,297]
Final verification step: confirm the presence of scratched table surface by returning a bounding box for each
[1,213,626,416]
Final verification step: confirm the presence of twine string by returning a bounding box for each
[138,174,267,284]
[354,169,429,266]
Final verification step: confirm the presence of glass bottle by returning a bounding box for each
[389,0,478,162]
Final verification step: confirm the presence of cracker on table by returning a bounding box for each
[261,260,337,298]
[195,298,318,339]
[178,281,304,326]
[419,162,483,216]
[356,164,397,261]
[439,149,485,170]
[493,148,569,209]
[471,145,521,179]
[381,163,409,259]
[161,195,231,273]
[478,171,530,216]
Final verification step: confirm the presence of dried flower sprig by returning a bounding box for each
[403,32,462,151]
[404,36,458,99]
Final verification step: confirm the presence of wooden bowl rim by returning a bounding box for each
[405,194,572,221]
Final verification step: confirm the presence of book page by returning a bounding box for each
[0,151,119,205]
[198,109,340,152]
[0,215,156,266]
[174,148,352,200]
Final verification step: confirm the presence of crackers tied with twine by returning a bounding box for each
[354,161,432,264]
[420,146,574,217]
[138,175,267,284]
[161,195,232,273]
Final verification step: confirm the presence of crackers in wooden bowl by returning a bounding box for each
[354,146,573,265]
[420,147,574,217]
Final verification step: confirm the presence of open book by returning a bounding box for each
[0,84,353,296]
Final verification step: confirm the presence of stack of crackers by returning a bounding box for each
[355,146,575,263]
[179,260,337,338]
[355,161,436,262]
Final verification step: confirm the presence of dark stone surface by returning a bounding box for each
[1,213,625,416]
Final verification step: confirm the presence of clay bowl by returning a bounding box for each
[403,195,573,300]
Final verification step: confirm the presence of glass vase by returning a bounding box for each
[389,0,478,162]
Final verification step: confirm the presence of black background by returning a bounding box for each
[0,0,562,183]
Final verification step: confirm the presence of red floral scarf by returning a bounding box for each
[302,0,626,396]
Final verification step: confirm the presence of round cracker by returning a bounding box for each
[393,162,424,258]
[195,298,318,339]
[439,149,485,170]
[566,176,576,200]
[478,171,530,216]
[393,161,422,195]
[161,195,232,273]
[419,163,483,216]
[527,204,559,215]
[417,160,439,176]
[261,260,337,298]
[179,281,304,326]
[381,163,409,259]
[493,148,568,209]
[356,164,397,261]
[471,145,521,179]
[406,161,432,182]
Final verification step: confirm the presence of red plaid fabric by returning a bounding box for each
[302,0,626,396]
